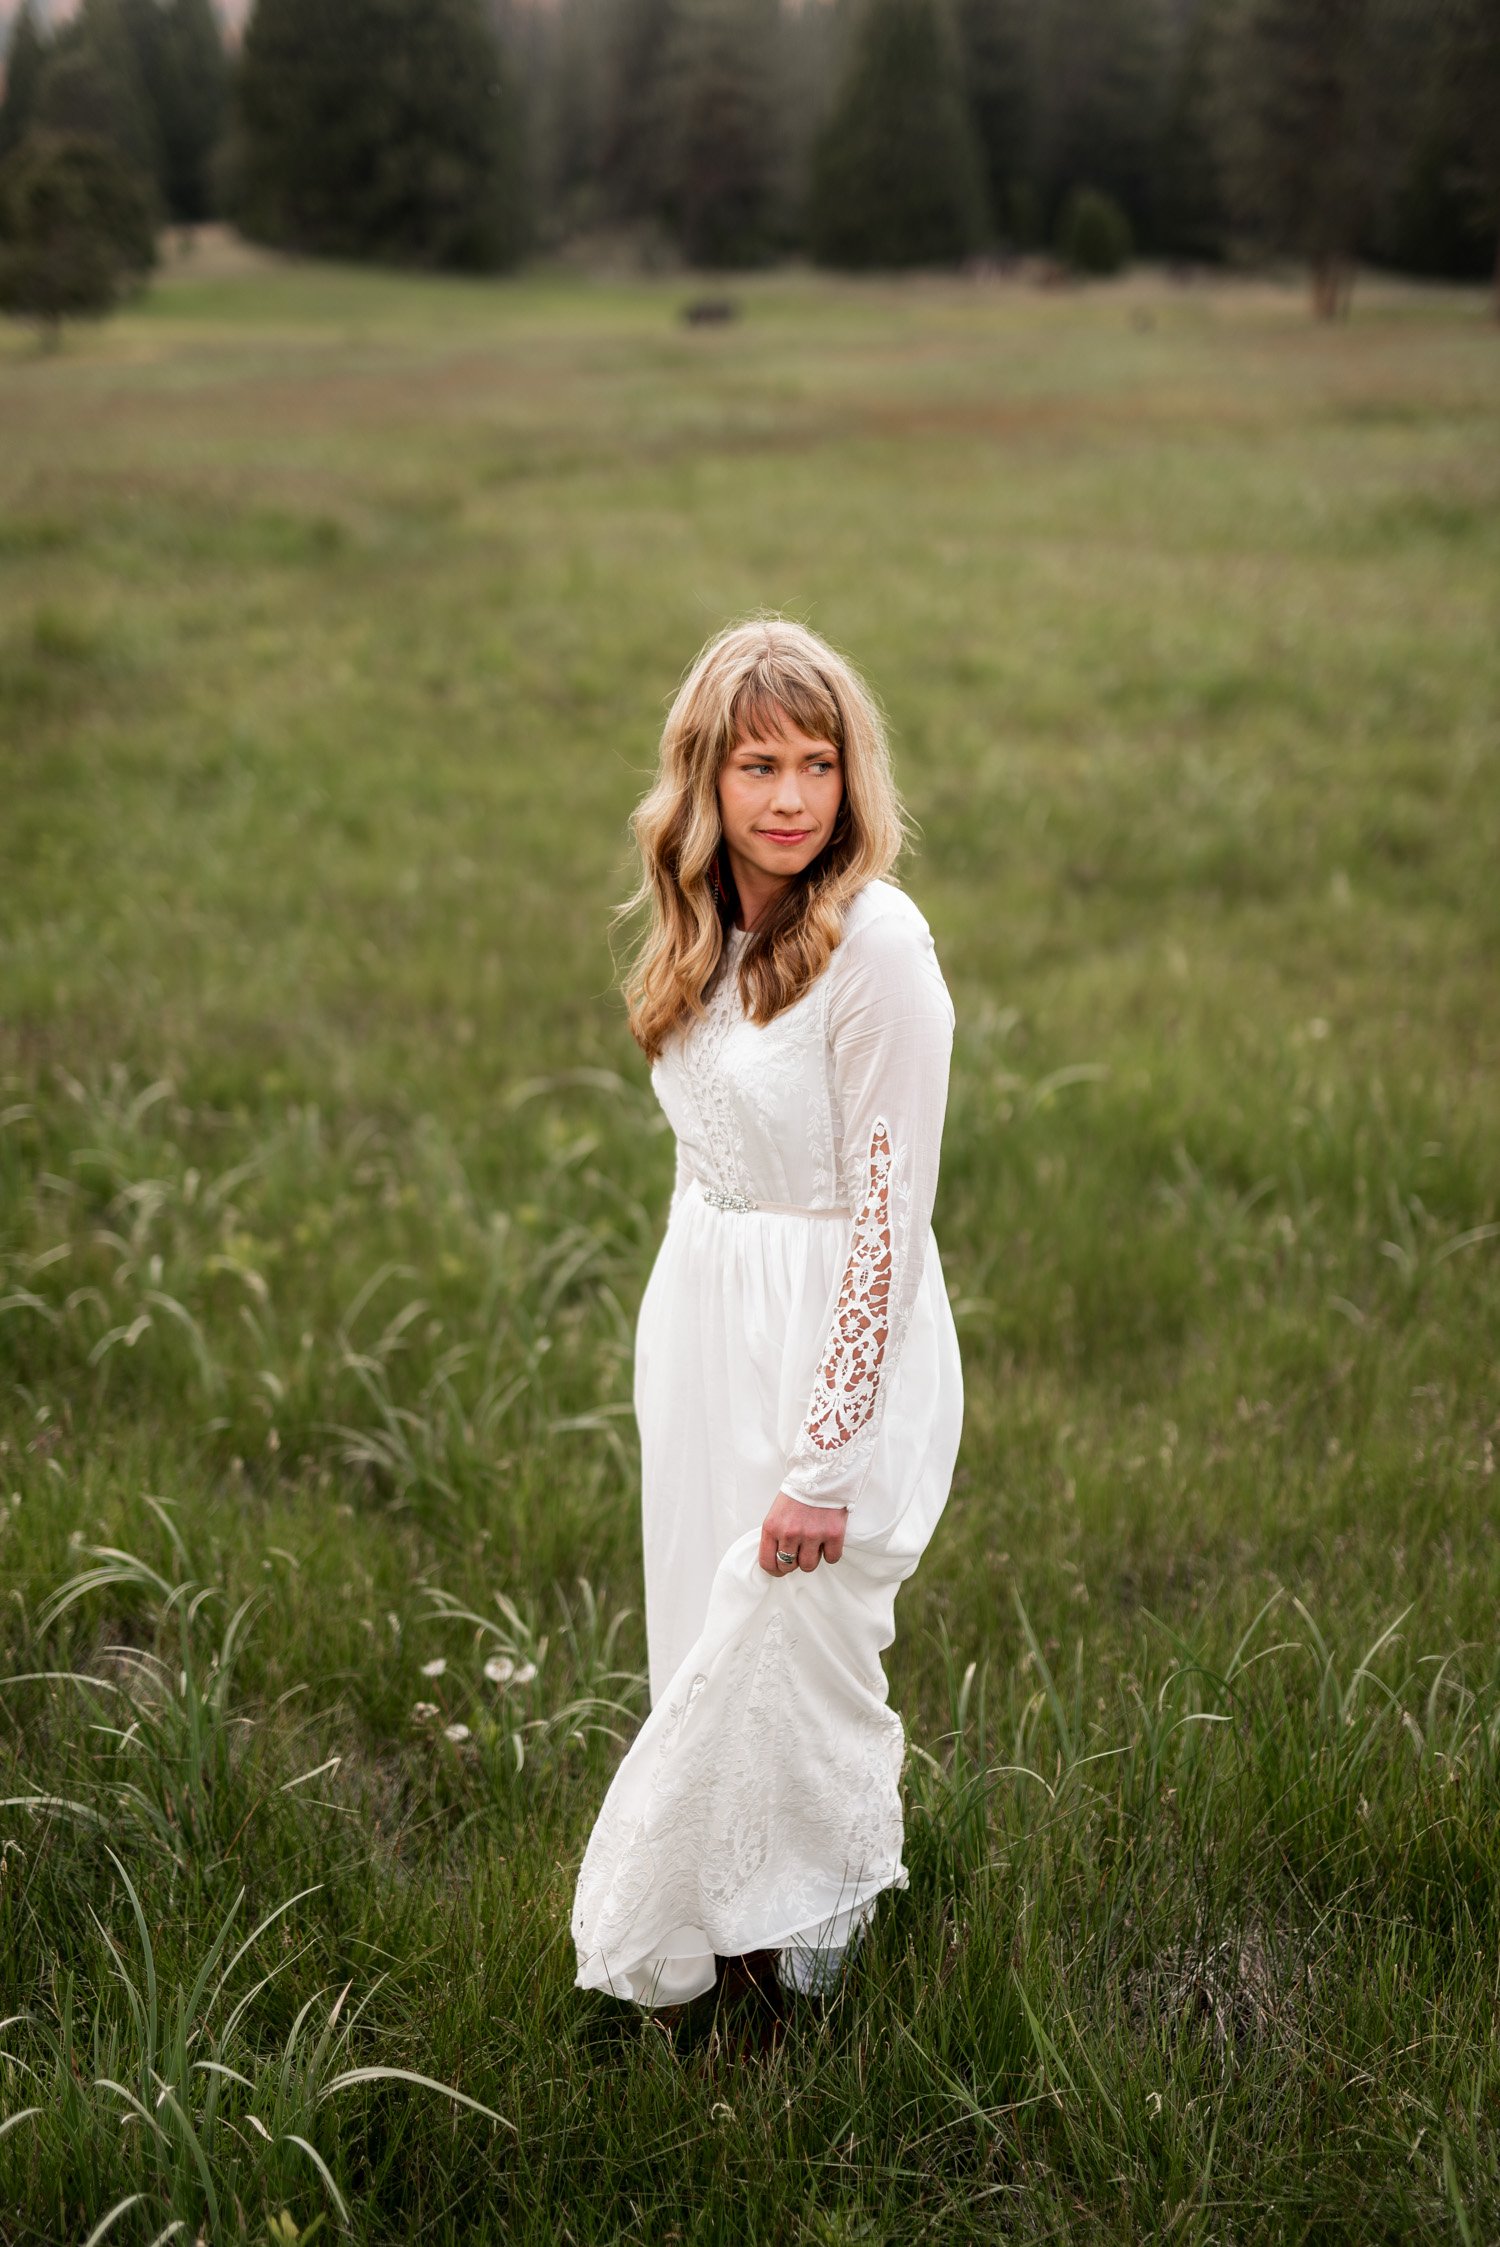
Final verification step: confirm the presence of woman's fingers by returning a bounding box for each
[760,1497,850,1576]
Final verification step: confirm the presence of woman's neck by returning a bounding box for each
[731,875,790,935]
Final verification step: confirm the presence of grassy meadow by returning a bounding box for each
[1,237,1498,2242]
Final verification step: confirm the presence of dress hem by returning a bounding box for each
[574,1864,909,2010]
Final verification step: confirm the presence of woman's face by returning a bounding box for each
[716,723,844,898]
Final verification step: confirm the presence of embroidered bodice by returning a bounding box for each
[650,879,955,1512]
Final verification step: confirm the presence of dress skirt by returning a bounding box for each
[570,1173,964,2007]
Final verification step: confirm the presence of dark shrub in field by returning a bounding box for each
[1056,183,1134,276]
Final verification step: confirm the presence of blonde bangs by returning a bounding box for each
[615,617,912,1062]
[728,662,840,758]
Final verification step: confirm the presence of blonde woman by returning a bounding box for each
[571,616,963,2019]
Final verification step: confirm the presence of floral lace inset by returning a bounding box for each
[663,929,840,1213]
[677,943,754,1206]
[783,1116,916,1503]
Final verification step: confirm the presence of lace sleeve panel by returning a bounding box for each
[779,901,955,1511]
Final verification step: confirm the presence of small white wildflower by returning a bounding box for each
[411,1701,440,1725]
[513,1660,537,1686]
[483,1655,515,1685]
[420,1656,448,1677]
[443,1722,472,1744]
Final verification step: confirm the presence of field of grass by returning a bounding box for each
[1,238,1498,2243]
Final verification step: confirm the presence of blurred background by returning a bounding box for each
[0,0,1496,310]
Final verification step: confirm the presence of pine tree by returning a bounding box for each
[1030,0,1164,247]
[232,0,529,271]
[1215,0,1405,317]
[1152,0,1228,261]
[1440,0,1500,318]
[0,126,156,343]
[953,0,1033,248]
[808,0,988,268]
[0,0,47,163]
[525,0,608,240]
[596,0,680,221]
[775,0,844,239]
[36,0,162,195]
[658,0,781,265]
[122,0,229,223]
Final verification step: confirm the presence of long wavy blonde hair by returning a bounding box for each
[617,617,911,1061]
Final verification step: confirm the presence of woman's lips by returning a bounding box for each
[758,829,812,844]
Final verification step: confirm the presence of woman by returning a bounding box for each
[571,616,963,2013]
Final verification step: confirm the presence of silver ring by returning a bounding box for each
[775,1550,797,1568]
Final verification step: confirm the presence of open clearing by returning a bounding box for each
[1,250,1498,2242]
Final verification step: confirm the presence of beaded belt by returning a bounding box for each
[698,1183,849,1219]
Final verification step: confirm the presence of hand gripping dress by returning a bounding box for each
[571,877,964,2006]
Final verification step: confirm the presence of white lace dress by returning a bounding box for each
[571,877,963,2006]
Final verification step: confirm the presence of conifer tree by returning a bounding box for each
[658,0,780,265]
[596,0,680,221]
[808,0,988,268]
[123,0,229,223]
[0,126,155,343]
[0,0,47,163]
[1152,0,1228,260]
[1030,0,1163,246]
[1216,0,1405,316]
[36,0,161,195]
[529,0,609,239]
[1440,0,1500,318]
[953,0,1033,247]
[232,0,528,270]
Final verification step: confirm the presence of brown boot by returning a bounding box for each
[716,1950,786,2060]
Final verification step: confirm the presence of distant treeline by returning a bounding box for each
[1,0,1496,314]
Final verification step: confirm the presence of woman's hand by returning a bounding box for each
[759,1491,848,1577]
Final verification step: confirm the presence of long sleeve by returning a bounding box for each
[779,900,955,1512]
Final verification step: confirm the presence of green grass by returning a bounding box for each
[1,237,1498,2243]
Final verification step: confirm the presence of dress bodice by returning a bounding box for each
[648,878,956,1510]
[652,922,842,1212]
